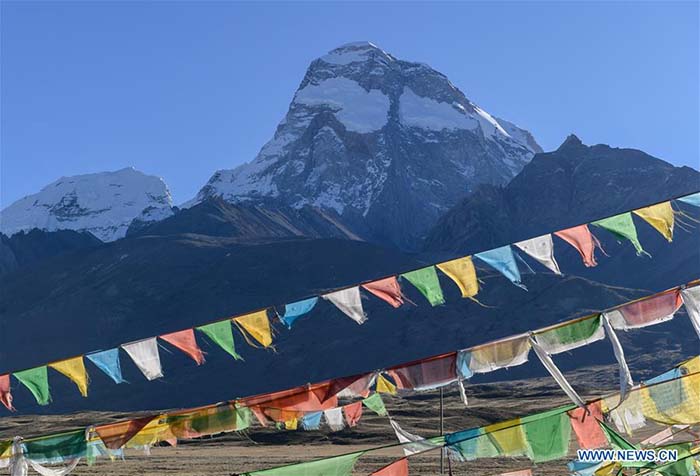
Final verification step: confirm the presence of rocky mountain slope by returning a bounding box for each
[424,135,700,290]
[188,42,541,250]
[0,167,174,241]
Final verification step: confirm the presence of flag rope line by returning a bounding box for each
[1,190,697,382]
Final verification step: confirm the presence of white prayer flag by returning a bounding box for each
[322,287,366,324]
[122,338,163,381]
[681,286,700,338]
[514,234,561,274]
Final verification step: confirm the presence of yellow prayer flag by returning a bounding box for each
[436,256,479,298]
[376,374,397,395]
[125,417,176,448]
[633,202,674,242]
[284,418,298,430]
[234,310,273,348]
[484,419,528,457]
[49,356,88,397]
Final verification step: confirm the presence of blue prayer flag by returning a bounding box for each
[86,349,125,384]
[301,411,323,430]
[281,297,318,328]
[475,246,527,290]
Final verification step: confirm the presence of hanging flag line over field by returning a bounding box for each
[1,191,699,410]
[1,356,698,475]
[1,278,699,448]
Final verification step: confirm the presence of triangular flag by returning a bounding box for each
[160,329,205,365]
[400,266,445,306]
[95,416,156,449]
[633,202,674,242]
[677,192,700,207]
[436,256,479,298]
[121,338,163,381]
[49,356,89,397]
[362,393,387,416]
[281,297,318,328]
[475,246,526,289]
[234,310,273,347]
[390,419,442,456]
[86,349,125,384]
[599,421,636,450]
[197,320,242,360]
[372,458,408,476]
[244,452,364,476]
[322,287,367,324]
[376,373,396,394]
[14,366,50,405]
[0,374,14,411]
[681,286,700,338]
[343,401,363,427]
[362,277,404,308]
[592,212,647,256]
[554,224,599,267]
[514,234,561,274]
[324,407,345,431]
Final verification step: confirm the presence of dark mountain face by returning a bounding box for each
[1,225,698,414]
[423,135,700,290]
[126,197,365,241]
[0,229,101,277]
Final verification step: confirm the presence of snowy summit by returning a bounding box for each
[189,42,541,250]
[0,168,174,241]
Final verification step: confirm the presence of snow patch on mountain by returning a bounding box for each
[399,86,478,131]
[1,168,174,241]
[294,77,390,133]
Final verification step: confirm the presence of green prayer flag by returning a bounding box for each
[14,366,50,405]
[401,266,445,306]
[235,405,252,431]
[196,321,242,360]
[592,213,647,256]
[656,443,694,476]
[244,451,364,476]
[362,393,387,416]
[535,316,603,354]
[522,408,572,462]
[24,429,87,461]
[599,421,635,450]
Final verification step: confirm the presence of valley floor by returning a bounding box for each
[0,364,692,475]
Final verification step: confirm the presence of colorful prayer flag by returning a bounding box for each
[485,418,529,457]
[86,348,125,384]
[606,290,682,330]
[49,356,89,397]
[436,256,479,298]
[0,374,13,411]
[242,452,364,476]
[522,408,572,462]
[343,401,362,427]
[362,393,387,416]
[554,224,599,267]
[467,336,531,374]
[121,338,163,381]
[197,320,242,360]
[681,286,700,338]
[475,246,526,289]
[400,266,445,306]
[362,277,404,308]
[592,212,647,256]
[514,234,561,274]
[281,297,318,328]
[323,407,345,431]
[371,458,408,476]
[677,192,700,207]
[534,316,605,354]
[633,201,675,242]
[160,329,205,365]
[322,287,367,324]
[14,366,50,405]
[376,374,397,394]
[568,401,608,449]
[234,310,273,348]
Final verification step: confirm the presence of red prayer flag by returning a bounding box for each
[372,458,408,476]
[555,224,599,267]
[362,277,404,308]
[160,329,205,365]
[343,401,363,427]
[568,401,607,449]
[617,291,682,328]
[0,374,14,411]
[95,416,156,449]
[387,352,457,390]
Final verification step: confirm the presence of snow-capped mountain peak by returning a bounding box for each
[191,42,543,249]
[1,167,174,241]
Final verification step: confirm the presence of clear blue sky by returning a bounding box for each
[1,1,698,206]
